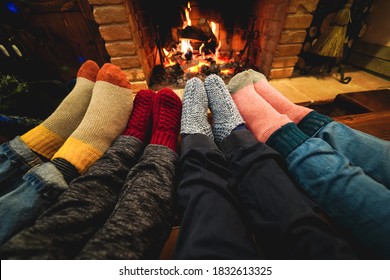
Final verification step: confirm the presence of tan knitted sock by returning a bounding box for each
[20,60,99,159]
[52,63,134,174]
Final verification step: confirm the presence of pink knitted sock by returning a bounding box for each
[227,71,291,143]
[248,69,312,124]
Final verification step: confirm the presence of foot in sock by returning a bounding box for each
[246,69,312,124]
[150,88,182,152]
[180,77,213,139]
[227,71,291,143]
[20,60,100,159]
[204,74,244,143]
[123,89,156,143]
[52,63,134,174]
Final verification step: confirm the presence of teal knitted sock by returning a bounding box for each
[204,74,244,143]
[180,77,213,139]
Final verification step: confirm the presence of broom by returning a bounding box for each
[310,0,353,58]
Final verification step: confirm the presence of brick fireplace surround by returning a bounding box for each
[88,0,319,90]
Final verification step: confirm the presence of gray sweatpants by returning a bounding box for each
[0,135,178,259]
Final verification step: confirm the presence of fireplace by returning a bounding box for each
[88,0,319,89]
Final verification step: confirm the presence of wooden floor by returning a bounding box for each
[269,66,390,105]
[269,67,390,141]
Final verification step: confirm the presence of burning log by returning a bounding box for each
[197,18,217,42]
[178,18,218,53]
[180,26,207,41]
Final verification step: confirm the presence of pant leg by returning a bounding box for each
[299,111,390,187]
[0,135,143,259]
[219,129,357,259]
[0,137,43,197]
[76,144,178,260]
[174,134,260,260]
[276,128,390,259]
[0,162,68,246]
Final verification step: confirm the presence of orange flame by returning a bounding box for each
[210,21,217,35]
[162,2,235,76]
[183,2,191,28]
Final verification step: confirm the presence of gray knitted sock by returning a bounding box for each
[204,74,244,143]
[180,77,213,139]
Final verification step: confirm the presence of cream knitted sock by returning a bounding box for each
[20,60,99,159]
[52,63,134,174]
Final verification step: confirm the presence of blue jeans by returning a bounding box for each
[0,137,68,245]
[0,137,43,197]
[298,111,390,188]
[314,121,390,188]
[267,123,390,259]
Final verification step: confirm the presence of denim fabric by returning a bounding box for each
[313,121,390,188]
[0,162,68,245]
[0,137,43,197]
[286,138,390,259]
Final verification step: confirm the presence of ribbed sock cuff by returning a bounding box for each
[52,137,102,174]
[52,157,80,184]
[297,111,333,137]
[266,122,309,157]
[150,131,178,152]
[20,125,65,159]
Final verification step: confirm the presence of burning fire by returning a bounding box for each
[183,2,191,28]
[162,1,235,77]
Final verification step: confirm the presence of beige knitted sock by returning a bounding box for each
[52,63,134,174]
[20,60,99,159]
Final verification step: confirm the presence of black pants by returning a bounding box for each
[175,130,357,259]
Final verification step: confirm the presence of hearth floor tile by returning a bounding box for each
[270,66,390,105]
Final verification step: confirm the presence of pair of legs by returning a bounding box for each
[0,87,182,259]
[228,70,390,258]
[0,61,135,245]
[175,75,356,259]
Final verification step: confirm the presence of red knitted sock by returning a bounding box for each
[249,69,312,124]
[122,89,156,143]
[150,88,182,152]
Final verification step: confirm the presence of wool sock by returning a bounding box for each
[149,88,182,152]
[227,71,291,143]
[122,89,156,143]
[20,60,99,159]
[180,77,213,139]
[204,74,244,143]
[52,63,134,174]
[247,69,312,124]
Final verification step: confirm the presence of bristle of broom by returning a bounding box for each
[310,0,352,58]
